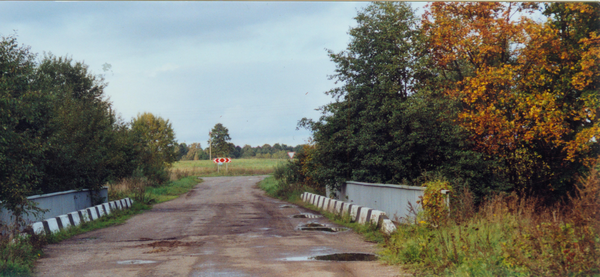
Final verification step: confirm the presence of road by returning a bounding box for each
[35,176,405,276]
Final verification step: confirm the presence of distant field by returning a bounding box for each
[170,158,287,177]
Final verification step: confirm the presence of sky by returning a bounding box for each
[1,2,427,148]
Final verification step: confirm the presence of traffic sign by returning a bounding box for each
[287,152,295,159]
[213,158,231,163]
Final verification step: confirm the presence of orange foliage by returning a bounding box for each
[423,2,600,193]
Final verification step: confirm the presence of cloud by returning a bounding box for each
[0,1,372,147]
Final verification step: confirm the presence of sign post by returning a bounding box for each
[213,158,232,174]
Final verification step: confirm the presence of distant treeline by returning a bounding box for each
[177,143,303,160]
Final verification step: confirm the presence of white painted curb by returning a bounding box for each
[28,198,133,236]
[301,192,397,235]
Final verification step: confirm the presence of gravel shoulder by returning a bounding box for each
[34,176,406,277]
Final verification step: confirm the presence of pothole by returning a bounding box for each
[298,227,348,232]
[296,223,349,232]
[290,214,322,218]
[279,205,296,208]
[312,253,378,261]
[117,260,157,265]
[301,222,324,228]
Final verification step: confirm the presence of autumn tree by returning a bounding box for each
[423,2,600,199]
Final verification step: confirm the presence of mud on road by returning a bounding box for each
[35,176,406,277]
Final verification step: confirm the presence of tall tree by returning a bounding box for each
[209,123,232,157]
[34,54,130,193]
[299,2,495,194]
[423,2,600,199]
[0,35,48,227]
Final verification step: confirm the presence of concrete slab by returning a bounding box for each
[44,218,60,234]
[381,219,397,234]
[350,205,362,221]
[369,210,386,226]
[102,203,111,214]
[86,207,99,220]
[32,222,45,235]
[57,214,71,229]
[357,208,372,224]
[68,212,81,226]
[95,205,105,217]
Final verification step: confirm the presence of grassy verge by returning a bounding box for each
[0,175,202,277]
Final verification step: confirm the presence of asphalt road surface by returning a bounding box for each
[35,176,405,277]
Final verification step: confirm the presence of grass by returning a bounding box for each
[380,169,600,277]
[171,158,285,177]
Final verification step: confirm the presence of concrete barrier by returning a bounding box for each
[78,209,90,222]
[300,192,397,235]
[57,214,71,230]
[68,212,81,226]
[43,218,60,234]
[29,198,133,236]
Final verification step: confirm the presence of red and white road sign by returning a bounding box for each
[213,158,231,163]
[287,152,295,159]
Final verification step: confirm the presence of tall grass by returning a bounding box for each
[382,165,600,276]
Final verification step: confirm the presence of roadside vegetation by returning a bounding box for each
[264,2,600,276]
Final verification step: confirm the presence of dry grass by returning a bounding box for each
[383,162,600,276]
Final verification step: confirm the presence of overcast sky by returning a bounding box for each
[1,2,427,148]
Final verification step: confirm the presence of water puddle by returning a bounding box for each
[301,223,324,228]
[117,260,157,265]
[296,222,348,232]
[290,214,322,219]
[312,253,378,261]
[281,253,378,262]
[279,205,296,209]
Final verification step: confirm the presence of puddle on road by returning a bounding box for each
[313,253,379,261]
[290,214,322,219]
[117,260,157,265]
[302,223,324,228]
[281,253,378,262]
[279,205,296,209]
[296,222,349,233]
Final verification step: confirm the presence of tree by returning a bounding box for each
[176,143,189,160]
[0,35,48,229]
[209,123,233,157]
[423,2,600,199]
[296,2,504,200]
[131,113,177,184]
[34,54,131,194]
